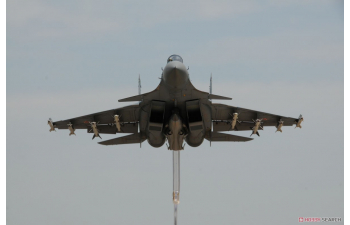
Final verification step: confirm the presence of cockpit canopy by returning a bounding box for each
[167,55,183,63]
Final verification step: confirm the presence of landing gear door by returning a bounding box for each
[186,100,204,135]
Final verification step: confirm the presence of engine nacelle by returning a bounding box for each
[185,100,205,147]
[147,101,166,148]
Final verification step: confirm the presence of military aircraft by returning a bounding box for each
[48,54,303,224]
[48,54,303,149]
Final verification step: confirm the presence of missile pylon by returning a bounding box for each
[173,150,180,225]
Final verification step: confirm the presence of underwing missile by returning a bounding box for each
[295,115,304,128]
[250,119,262,137]
[90,122,102,139]
[67,123,76,136]
[231,112,239,130]
[114,115,121,132]
[48,118,56,132]
[276,119,284,133]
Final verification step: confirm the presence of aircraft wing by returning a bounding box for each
[52,105,139,134]
[211,103,299,132]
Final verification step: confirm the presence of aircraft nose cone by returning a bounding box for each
[163,61,189,89]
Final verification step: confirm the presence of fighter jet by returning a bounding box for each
[49,54,303,150]
[49,54,303,224]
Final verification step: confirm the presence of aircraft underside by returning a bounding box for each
[49,54,303,150]
[48,54,303,225]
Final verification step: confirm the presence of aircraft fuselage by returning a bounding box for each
[139,55,210,150]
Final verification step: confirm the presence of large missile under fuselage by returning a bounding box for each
[173,150,180,225]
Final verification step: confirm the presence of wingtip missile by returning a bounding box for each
[295,114,303,128]
[48,118,56,132]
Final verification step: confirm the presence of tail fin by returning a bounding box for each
[209,74,212,94]
[138,74,141,95]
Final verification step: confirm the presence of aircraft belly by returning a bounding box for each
[168,120,183,150]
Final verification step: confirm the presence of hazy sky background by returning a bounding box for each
[7,0,343,224]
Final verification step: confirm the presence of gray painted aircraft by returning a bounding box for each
[48,54,303,224]
[48,55,303,150]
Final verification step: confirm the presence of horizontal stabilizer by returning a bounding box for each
[98,133,146,146]
[208,94,232,100]
[118,94,143,102]
[205,132,253,142]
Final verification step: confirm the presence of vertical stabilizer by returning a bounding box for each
[209,74,212,94]
[138,74,141,95]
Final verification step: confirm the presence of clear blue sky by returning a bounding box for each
[7,1,343,224]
